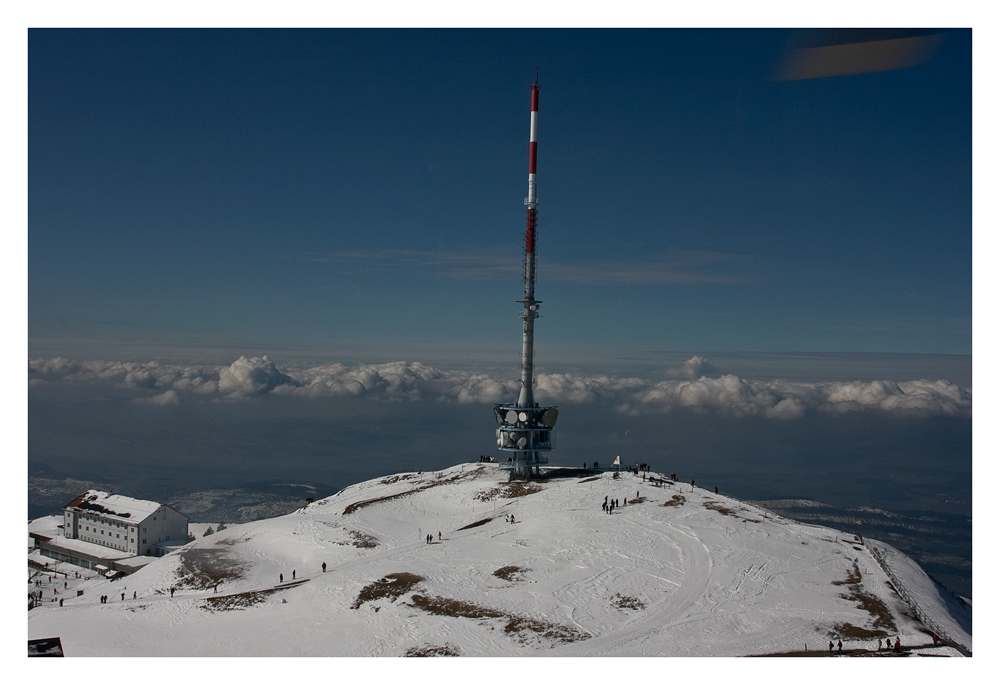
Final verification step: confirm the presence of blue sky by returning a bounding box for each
[28,28,972,363]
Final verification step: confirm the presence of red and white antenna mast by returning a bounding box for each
[494,75,558,480]
[519,76,540,407]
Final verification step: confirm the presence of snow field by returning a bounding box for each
[28,463,965,657]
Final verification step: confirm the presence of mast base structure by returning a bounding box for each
[494,403,558,480]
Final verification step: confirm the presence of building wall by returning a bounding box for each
[70,511,141,555]
[138,506,189,556]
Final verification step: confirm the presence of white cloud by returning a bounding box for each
[218,356,297,395]
[27,355,971,419]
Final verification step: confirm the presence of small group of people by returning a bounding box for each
[876,636,902,652]
[505,514,516,524]
[279,570,297,583]
[829,639,843,654]
[477,455,494,463]
[425,532,442,543]
[602,496,624,514]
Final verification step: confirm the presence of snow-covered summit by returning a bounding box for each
[28,463,970,657]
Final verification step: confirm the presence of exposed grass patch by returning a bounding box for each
[345,472,476,515]
[831,562,896,636]
[703,500,760,522]
[380,474,418,485]
[199,588,277,613]
[351,572,424,609]
[215,537,251,546]
[409,594,589,646]
[662,495,687,507]
[458,517,492,530]
[126,604,148,612]
[611,593,645,611]
[830,622,888,640]
[405,643,461,657]
[493,565,530,582]
[629,496,647,504]
[336,530,378,548]
[175,548,248,589]
[475,482,543,502]
[344,488,426,515]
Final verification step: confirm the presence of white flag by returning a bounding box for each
[613,455,620,465]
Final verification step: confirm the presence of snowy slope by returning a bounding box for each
[27,463,969,657]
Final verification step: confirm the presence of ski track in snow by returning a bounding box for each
[27,463,970,657]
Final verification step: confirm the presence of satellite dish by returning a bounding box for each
[500,433,510,446]
[496,428,501,438]
[505,410,518,424]
[517,437,527,448]
[541,408,559,427]
[497,437,503,447]
[518,411,528,422]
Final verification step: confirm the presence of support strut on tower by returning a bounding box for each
[494,75,558,480]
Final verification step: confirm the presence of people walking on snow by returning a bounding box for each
[894,636,901,652]
[322,562,327,573]
[837,640,842,654]
[876,638,882,651]
[292,569,296,580]
[829,640,833,653]
[438,532,442,541]
[279,574,283,583]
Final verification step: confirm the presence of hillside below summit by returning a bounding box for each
[28,463,971,656]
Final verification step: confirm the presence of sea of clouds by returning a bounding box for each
[27,355,972,420]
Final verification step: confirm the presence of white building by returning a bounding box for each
[62,490,188,557]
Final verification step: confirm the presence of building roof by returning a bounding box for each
[64,490,163,522]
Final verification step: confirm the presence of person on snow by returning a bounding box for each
[894,637,901,652]
[829,641,833,653]
[837,640,842,654]
[438,532,441,541]
[322,562,327,573]
[292,570,296,580]
[279,574,283,583]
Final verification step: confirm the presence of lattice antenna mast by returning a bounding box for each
[494,76,558,480]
